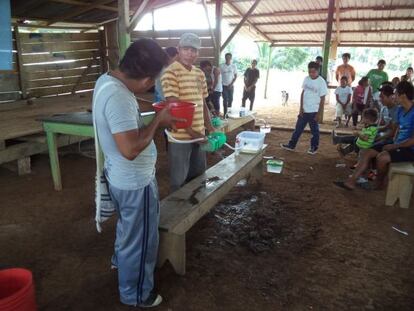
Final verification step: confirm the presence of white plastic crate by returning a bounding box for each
[236,131,265,154]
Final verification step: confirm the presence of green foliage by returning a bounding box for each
[271,47,309,71]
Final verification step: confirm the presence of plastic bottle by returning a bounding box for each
[235,137,241,156]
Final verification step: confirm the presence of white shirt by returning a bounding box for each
[302,76,328,113]
[334,85,352,104]
[220,63,237,86]
[213,66,223,92]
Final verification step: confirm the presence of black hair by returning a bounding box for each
[362,108,378,123]
[252,59,257,63]
[225,53,232,58]
[165,46,178,58]
[378,59,386,65]
[119,39,168,79]
[308,61,320,70]
[379,83,394,97]
[358,76,369,86]
[407,67,413,71]
[200,60,212,68]
[340,76,348,81]
[396,81,414,100]
[342,53,351,59]
[316,56,323,61]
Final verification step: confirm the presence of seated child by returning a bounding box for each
[334,76,353,127]
[332,108,378,156]
[351,77,371,128]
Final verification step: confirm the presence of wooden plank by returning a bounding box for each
[27,81,96,97]
[26,73,99,88]
[19,32,99,44]
[21,50,99,64]
[22,58,101,72]
[21,41,100,53]
[0,93,21,102]
[132,29,212,39]
[149,38,214,48]
[0,73,20,92]
[159,147,267,235]
[25,66,101,80]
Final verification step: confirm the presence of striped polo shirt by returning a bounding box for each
[161,61,208,140]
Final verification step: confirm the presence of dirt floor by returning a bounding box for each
[1,127,414,311]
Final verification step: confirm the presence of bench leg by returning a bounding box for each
[386,173,413,208]
[17,157,31,175]
[385,173,399,207]
[157,231,186,275]
[398,175,412,209]
[249,160,264,184]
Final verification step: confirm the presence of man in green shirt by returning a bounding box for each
[367,59,389,105]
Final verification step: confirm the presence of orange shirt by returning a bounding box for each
[336,64,356,86]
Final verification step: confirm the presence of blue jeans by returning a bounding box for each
[109,179,160,306]
[288,112,319,149]
[222,85,234,116]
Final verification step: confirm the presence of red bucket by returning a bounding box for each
[0,268,37,311]
[152,101,196,129]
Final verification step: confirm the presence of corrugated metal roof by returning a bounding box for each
[222,0,414,46]
[9,0,414,46]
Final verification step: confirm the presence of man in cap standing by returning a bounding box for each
[161,33,215,191]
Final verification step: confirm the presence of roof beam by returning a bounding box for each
[225,0,272,43]
[128,0,151,33]
[47,0,114,25]
[221,0,263,51]
[266,29,414,35]
[49,0,118,12]
[230,17,414,27]
[223,5,414,19]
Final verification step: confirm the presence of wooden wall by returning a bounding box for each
[0,29,105,103]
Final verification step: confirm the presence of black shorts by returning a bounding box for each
[388,147,414,163]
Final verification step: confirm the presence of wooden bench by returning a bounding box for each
[157,145,267,275]
[385,162,414,208]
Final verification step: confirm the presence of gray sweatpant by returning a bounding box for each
[168,142,207,192]
[108,178,159,306]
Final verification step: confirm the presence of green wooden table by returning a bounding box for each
[41,111,154,191]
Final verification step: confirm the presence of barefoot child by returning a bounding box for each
[335,76,353,127]
[332,108,378,156]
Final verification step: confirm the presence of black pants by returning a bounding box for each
[222,85,234,116]
[242,87,256,110]
[211,91,221,113]
[352,103,365,126]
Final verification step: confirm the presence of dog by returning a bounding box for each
[281,90,289,106]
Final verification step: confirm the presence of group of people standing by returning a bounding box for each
[200,54,260,116]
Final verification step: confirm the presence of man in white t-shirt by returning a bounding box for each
[280,61,328,155]
[220,52,237,116]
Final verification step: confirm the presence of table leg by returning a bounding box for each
[46,131,62,191]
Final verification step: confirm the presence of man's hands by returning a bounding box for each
[156,107,186,131]
[184,127,207,143]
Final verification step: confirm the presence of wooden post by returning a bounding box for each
[13,26,27,99]
[320,0,335,123]
[202,0,217,55]
[99,29,108,73]
[214,0,222,66]
[117,0,131,59]
[264,44,272,99]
